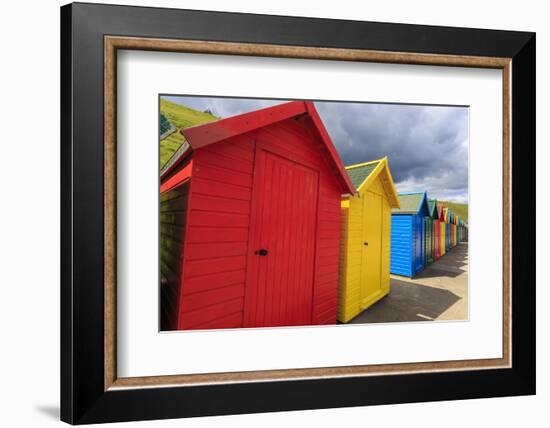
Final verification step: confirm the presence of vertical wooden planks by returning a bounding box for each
[244,149,319,327]
[338,173,394,322]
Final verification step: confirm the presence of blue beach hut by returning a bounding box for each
[390,192,431,277]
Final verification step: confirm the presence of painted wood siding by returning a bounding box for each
[251,118,342,326]
[338,200,350,321]
[338,198,361,322]
[314,166,342,325]
[390,215,413,276]
[425,218,434,264]
[160,181,190,330]
[176,116,343,329]
[338,196,363,322]
[177,133,254,330]
[431,219,435,261]
[455,225,457,246]
[434,219,441,260]
[244,150,319,327]
[453,224,456,247]
[338,175,392,323]
[452,224,457,247]
[413,215,424,274]
[440,222,446,256]
[381,194,392,293]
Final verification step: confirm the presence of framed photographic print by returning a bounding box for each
[60,2,535,424]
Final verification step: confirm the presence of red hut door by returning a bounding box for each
[244,149,319,328]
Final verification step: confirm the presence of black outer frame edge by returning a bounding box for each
[510,34,536,392]
[70,1,533,56]
[79,370,533,424]
[60,2,536,424]
[60,4,74,425]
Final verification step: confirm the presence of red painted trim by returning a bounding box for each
[181,100,355,195]
[182,101,307,149]
[242,141,261,327]
[310,162,322,325]
[160,160,193,193]
[160,146,192,183]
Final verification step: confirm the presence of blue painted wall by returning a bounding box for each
[390,215,413,276]
[391,214,426,277]
[446,225,451,251]
[414,215,425,274]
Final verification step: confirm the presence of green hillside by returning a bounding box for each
[439,200,468,222]
[159,98,218,168]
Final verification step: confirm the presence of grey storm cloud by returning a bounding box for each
[162,95,469,203]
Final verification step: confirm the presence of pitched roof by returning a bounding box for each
[347,161,379,188]
[428,199,439,219]
[437,203,446,221]
[345,157,400,208]
[392,192,430,215]
[163,101,354,194]
[442,207,449,222]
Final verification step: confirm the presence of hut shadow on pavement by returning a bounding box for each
[415,260,467,279]
[349,280,462,324]
[416,244,469,279]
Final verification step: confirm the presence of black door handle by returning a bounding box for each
[364,242,368,246]
[255,249,268,256]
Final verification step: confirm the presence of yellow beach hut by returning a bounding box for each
[338,157,400,323]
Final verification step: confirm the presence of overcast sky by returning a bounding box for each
[162,95,469,203]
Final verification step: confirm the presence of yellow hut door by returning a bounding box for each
[359,191,383,309]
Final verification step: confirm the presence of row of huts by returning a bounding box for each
[388,192,468,278]
[159,100,468,330]
[338,169,468,322]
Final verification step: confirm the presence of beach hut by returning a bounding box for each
[390,192,430,277]
[454,224,457,246]
[449,210,454,249]
[424,199,437,265]
[451,223,456,248]
[159,101,354,330]
[429,199,441,261]
[444,209,451,252]
[438,204,446,257]
[459,219,466,242]
[338,157,400,323]
[450,210,454,247]
[454,213,458,247]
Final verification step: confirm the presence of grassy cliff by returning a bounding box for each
[159,98,218,168]
[439,200,468,222]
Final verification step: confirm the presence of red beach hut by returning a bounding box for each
[160,101,354,331]
[430,199,441,260]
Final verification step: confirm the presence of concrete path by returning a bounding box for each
[350,242,468,324]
